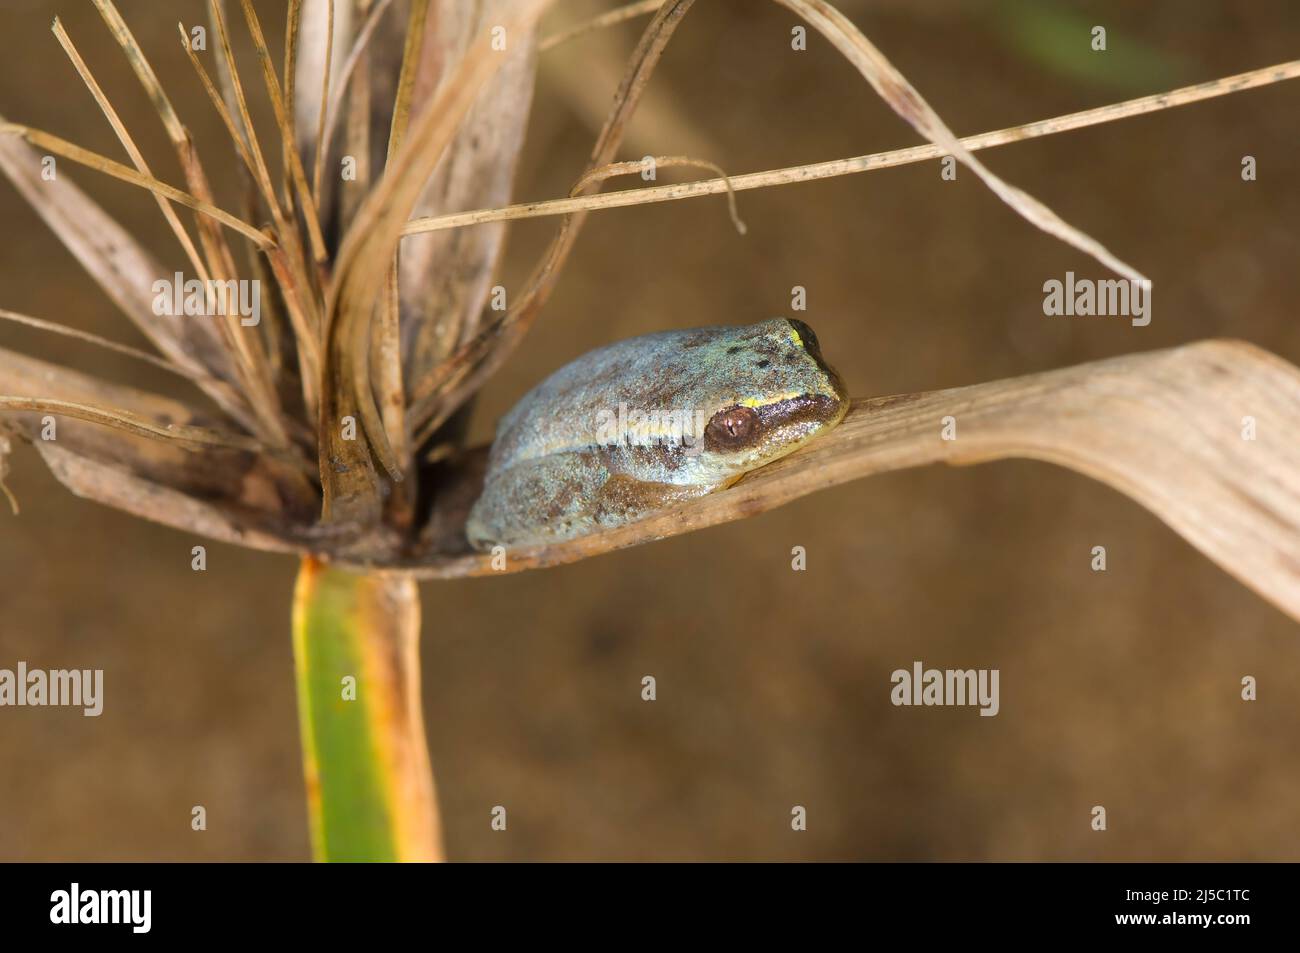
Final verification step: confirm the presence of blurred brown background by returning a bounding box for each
[1,0,1298,861]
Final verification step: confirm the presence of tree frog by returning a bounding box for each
[466,318,847,549]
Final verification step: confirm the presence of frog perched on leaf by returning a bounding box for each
[466,318,847,548]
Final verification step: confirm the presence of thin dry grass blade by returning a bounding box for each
[91,1,245,288]
[0,124,270,246]
[574,156,747,233]
[0,395,275,456]
[51,18,212,297]
[370,0,431,499]
[60,13,287,447]
[321,0,551,517]
[539,0,661,51]
[391,340,1300,626]
[178,26,261,177]
[315,0,395,202]
[0,119,266,433]
[396,0,538,388]
[283,0,304,211]
[775,0,1142,282]
[176,23,323,422]
[91,0,187,143]
[238,0,329,264]
[308,0,338,202]
[0,308,216,384]
[403,39,1300,243]
[407,0,695,445]
[338,8,373,233]
[203,0,327,420]
[386,0,429,156]
[204,0,321,303]
[205,0,282,218]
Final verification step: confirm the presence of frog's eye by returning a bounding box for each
[705,405,761,450]
[786,318,820,356]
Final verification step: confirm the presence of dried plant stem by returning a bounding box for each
[0,124,270,247]
[37,25,289,447]
[403,58,1300,235]
[310,0,336,202]
[539,0,662,51]
[62,7,289,447]
[0,308,215,384]
[372,0,431,495]
[0,115,263,436]
[316,0,395,199]
[94,1,258,423]
[386,0,429,155]
[0,396,273,457]
[201,0,327,423]
[575,155,747,234]
[238,0,329,264]
[282,0,304,213]
[179,28,262,182]
[175,23,323,416]
[51,20,212,301]
[204,0,323,318]
[92,1,244,299]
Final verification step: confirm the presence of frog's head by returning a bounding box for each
[690,317,848,479]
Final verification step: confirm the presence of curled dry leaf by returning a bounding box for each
[0,347,320,548]
[375,340,1300,625]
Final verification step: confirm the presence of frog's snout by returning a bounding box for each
[783,317,847,410]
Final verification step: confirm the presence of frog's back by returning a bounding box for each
[487,324,746,472]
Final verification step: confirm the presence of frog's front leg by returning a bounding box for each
[465,449,720,549]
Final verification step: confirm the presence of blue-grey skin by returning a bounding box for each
[465,318,848,549]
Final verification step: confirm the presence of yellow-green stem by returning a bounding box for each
[292,557,442,861]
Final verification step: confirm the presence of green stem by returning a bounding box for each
[292,557,442,861]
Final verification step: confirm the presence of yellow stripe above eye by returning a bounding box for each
[739,389,804,408]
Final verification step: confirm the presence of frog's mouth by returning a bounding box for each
[768,389,843,422]
[755,391,847,448]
